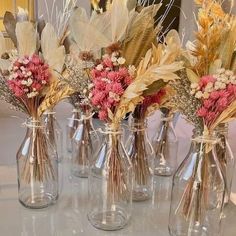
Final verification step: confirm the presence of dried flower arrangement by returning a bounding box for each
[0,8,72,183]
[173,0,236,135]
[170,0,236,225]
[69,0,183,201]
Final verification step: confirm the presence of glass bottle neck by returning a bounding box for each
[25,118,44,130]
[129,117,147,132]
[191,135,219,148]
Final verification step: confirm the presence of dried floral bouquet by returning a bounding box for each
[77,0,184,201]
[170,0,236,226]
[0,9,72,184]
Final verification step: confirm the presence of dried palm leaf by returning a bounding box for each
[217,18,236,70]
[41,23,65,73]
[3,12,17,47]
[69,8,110,52]
[121,4,161,67]
[110,0,129,42]
[113,33,183,124]
[15,22,37,56]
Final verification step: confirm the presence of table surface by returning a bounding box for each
[0,109,236,236]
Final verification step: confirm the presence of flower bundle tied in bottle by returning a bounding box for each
[169,1,236,235]
[61,5,111,176]
[0,8,72,208]
[83,0,183,230]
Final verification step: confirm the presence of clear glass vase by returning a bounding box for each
[17,118,58,209]
[71,106,99,178]
[126,117,154,201]
[66,108,80,153]
[214,124,235,204]
[153,110,178,176]
[88,124,133,231]
[43,111,64,162]
[168,135,225,236]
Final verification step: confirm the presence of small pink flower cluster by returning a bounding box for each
[91,54,133,120]
[194,70,236,127]
[8,54,50,98]
[142,89,166,113]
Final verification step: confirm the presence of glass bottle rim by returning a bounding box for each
[24,118,44,128]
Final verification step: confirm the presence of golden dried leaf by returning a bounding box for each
[121,4,161,67]
[38,76,74,116]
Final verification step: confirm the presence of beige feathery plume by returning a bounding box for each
[191,0,229,76]
[41,23,65,73]
[15,21,37,57]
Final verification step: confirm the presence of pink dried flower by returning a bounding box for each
[8,54,50,98]
[142,89,166,114]
[98,110,108,120]
[209,91,220,100]
[91,53,134,121]
[103,58,113,68]
[112,83,124,95]
[199,75,216,89]
[197,107,208,117]
[205,111,217,124]
[203,99,214,109]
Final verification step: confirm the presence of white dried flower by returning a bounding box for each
[27,91,38,98]
[225,70,233,77]
[27,78,33,86]
[205,82,213,92]
[96,64,103,71]
[20,66,25,71]
[21,80,27,85]
[111,57,117,63]
[41,80,46,84]
[109,92,120,101]
[195,91,203,99]
[26,71,32,77]
[191,83,199,89]
[217,68,225,74]
[117,57,126,65]
[203,92,209,99]
[88,83,94,90]
[112,52,118,57]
